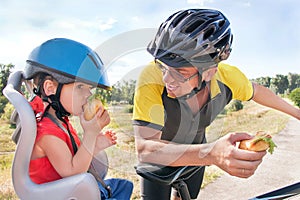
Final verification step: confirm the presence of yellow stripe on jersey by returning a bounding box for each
[216,63,253,101]
[133,61,253,127]
[133,61,165,126]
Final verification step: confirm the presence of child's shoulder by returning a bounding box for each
[36,116,69,140]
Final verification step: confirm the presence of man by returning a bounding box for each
[133,9,300,200]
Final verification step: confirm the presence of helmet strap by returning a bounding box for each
[177,81,206,100]
[46,83,70,121]
[197,73,203,89]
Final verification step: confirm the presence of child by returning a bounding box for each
[24,38,133,199]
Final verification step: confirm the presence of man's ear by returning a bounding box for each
[202,67,218,82]
[43,80,57,96]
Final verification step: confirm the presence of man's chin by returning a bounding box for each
[167,92,176,98]
[167,90,195,99]
[167,91,187,98]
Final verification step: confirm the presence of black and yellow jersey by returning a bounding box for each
[133,61,253,144]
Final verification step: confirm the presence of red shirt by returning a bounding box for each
[29,116,81,184]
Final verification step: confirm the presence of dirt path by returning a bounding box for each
[198,117,300,200]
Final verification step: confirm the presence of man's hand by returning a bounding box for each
[210,132,267,178]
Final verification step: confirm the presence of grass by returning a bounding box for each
[0,120,17,200]
[0,121,16,153]
[0,100,291,199]
[206,101,289,142]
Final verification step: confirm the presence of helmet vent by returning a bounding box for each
[172,11,189,27]
[88,54,99,69]
[147,9,232,69]
[203,26,216,40]
[218,19,225,28]
[206,13,219,18]
[214,33,230,48]
[185,19,205,33]
[202,44,209,50]
[162,32,170,47]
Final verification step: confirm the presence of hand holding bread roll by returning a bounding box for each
[239,131,277,154]
[83,98,103,121]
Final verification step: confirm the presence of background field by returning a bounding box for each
[0,100,290,200]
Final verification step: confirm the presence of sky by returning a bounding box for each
[1,0,299,84]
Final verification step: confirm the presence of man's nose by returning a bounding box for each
[162,70,175,83]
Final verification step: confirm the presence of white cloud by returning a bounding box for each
[106,51,152,84]
[243,1,251,7]
[98,18,118,31]
[1,0,299,79]
[49,17,117,32]
[186,0,214,6]
[131,16,141,22]
[52,20,77,30]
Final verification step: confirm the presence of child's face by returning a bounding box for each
[60,82,93,116]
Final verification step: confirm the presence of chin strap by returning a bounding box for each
[44,83,70,120]
[33,83,77,153]
[177,81,206,100]
[33,83,70,120]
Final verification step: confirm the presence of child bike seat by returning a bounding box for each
[3,71,107,200]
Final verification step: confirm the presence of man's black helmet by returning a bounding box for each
[147,9,233,72]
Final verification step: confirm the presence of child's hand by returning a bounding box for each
[95,130,117,152]
[80,106,110,135]
[94,106,111,130]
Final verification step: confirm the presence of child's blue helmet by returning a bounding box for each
[24,38,111,90]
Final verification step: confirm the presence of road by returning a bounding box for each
[198,117,300,200]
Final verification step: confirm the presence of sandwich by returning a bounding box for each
[83,98,103,121]
[239,131,277,154]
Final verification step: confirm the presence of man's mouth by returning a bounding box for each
[166,84,179,92]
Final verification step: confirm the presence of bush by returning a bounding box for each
[0,103,14,121]
[0,96,9,117]
[289,88,300,107]
[227,100,244,112]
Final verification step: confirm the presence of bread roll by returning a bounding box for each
[239,131,277,154]
[239,139,270,152]
[83,99,103,121]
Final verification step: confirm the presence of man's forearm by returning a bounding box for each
[252,83,300,120]
[136,138,214,167]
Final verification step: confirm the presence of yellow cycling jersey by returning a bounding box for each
[133,61,253,137]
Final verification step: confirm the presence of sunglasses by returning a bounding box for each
[155,59,198,83]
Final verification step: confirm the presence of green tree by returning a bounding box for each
[94,88,112,105]
[289,88,300,107]
[122,80,136,105]
[111,82,122,102]
[254,76,271,88]
[270,74,289,94]
[287,73,300,93]
[0,63,14,116]
[110,80,136,104]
